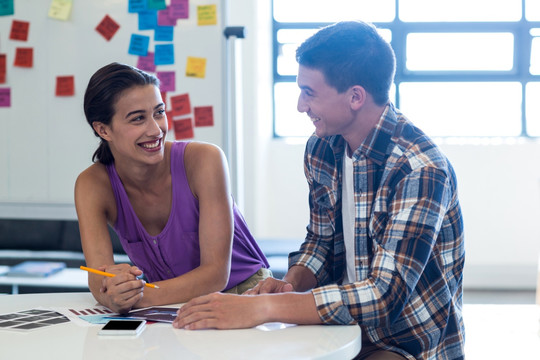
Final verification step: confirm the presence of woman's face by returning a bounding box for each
[105,84,167,166]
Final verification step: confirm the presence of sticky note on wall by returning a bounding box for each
[14,48,33,68]
[197,5,217,26]
[170,93,191,116]
[48,0,73,21]
[157,71,175,92]
[173,118,194,139]
[185,56,206,78]
[194,106,214,127]
[95,15,120,41]
[0,88,11,107]
[0,0,14,16]
[55,75,74,96]
[10,20,30,41]
[0,54,6,84]
[128,34,150,56]
[155,44,174,65]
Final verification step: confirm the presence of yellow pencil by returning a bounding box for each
[79,266,160,289]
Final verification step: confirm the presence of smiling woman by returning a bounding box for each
[74,63,271,314]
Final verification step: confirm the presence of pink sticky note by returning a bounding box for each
[0,88,11,107]
[170,0,189,19]
[157,71,175,92]
[137,52,156,72]
[158,7,177,26]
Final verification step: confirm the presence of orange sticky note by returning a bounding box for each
[56,75,75,96]
[194,106,214,127]
[170,93,191,116]
[0,54,6,84]
[173,118,194,139]
[14,47,33,68]
[10,20,30,41]
[95,14,120,41]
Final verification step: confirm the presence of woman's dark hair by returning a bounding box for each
[296,21,395,106]
[83,62,160,165]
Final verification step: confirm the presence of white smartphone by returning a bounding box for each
[98,320,146,336]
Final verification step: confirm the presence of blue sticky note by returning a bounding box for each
[128,34,150,56]
[139,10,157,30]
[128,0,147,13]
[147,0,167,11]
[155,44,174,65]
[0,0,14,16]
[155,26,174,42]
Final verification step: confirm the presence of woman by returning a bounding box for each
[75,62,270,314]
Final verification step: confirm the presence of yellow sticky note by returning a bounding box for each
[48,0,73,21]
[186,57,207,78]
[197,5,217,26]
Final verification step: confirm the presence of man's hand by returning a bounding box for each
[243,277,294,295]
[172,292,266,330]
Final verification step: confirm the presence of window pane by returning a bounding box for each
[526,0,540,20]
[398,82,522,136]
[526,83,540,136]
[273,0,395,23]
[400,0,521,22]
[277,29,317,76]
[277,28,392,76]
[530,35,540,75]
[274,82,314,137]
[407,33,514,71]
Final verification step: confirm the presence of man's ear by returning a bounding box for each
[92,122,112,141]
[350,85,367,111]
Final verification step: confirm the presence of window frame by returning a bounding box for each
[272,0,540,138]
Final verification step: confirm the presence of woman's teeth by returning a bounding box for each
[141,139,160,149]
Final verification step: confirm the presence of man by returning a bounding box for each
[173,20,465,360]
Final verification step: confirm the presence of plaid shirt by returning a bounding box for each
[289,104,465,360]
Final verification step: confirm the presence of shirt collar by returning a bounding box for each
[327,103,398,166]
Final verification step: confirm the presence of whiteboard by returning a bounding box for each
[0,0,228,219]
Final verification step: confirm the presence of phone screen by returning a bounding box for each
[98,320,146,336]
[102,320,144,330]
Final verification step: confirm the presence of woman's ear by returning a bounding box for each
[350,85,366,111]
[92,122,112,141]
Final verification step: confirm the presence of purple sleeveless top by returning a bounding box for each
[106,141,269,290]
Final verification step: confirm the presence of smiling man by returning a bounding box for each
[173,21,465,360]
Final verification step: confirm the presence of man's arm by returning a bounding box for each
[172,291,322,330]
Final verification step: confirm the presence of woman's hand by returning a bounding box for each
[99,264,145,314]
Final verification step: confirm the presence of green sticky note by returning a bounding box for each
[147,0,166,10]
[0,0,14,16]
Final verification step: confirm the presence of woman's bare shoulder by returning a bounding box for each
[183,141,225,163]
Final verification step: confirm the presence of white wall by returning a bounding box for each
[229,0,540,290]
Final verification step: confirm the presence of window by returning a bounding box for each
[273,0,540,138]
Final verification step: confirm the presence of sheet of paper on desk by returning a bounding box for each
[0,308,70,331]
[51,305,118,326]
[126,306,179,323]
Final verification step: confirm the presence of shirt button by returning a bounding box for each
[153,239,157,245]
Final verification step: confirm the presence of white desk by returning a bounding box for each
[0,266,88,294]
[0,292,361,360]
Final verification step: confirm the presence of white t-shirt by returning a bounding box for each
[342,152,356,284]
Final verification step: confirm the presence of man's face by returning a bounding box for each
[296,65,355,138]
